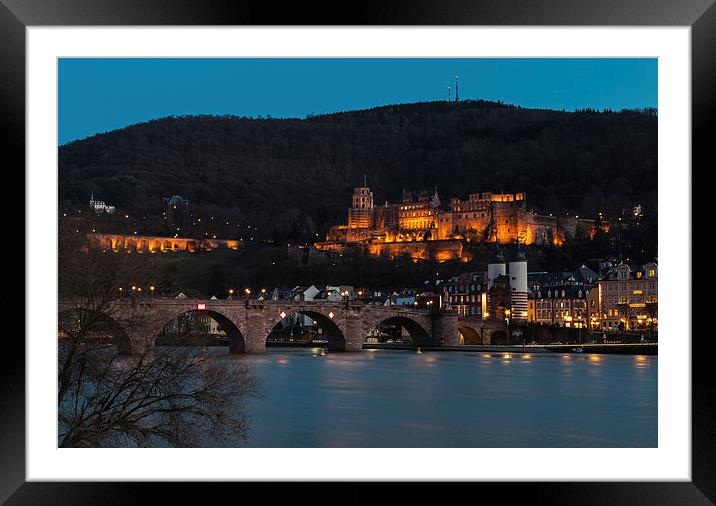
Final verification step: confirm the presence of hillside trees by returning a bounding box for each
[59,100,657,241]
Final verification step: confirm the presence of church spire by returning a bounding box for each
[431,186,441,207]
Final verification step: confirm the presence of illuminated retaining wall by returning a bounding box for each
[89,233,240,253]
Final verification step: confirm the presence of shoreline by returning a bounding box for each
[265,341,658,355]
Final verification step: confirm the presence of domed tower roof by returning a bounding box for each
[488,242,505,264]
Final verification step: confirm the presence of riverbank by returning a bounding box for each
[362,342,658,355]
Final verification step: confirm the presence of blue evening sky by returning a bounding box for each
[58,58,657,145]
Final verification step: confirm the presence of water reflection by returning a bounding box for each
[633,355,650,369]
[209,348,657,448]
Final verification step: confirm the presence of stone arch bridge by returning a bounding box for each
[58,299,505,354]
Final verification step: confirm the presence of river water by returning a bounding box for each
[223,348,656,448]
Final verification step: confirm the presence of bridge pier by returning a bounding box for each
[431,311,460,346]
[238,314,268,354]
[342,317,364,352]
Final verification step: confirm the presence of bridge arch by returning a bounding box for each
[58,308,133,355]
[266,308,347,351]
[370,315,432,347]
[458,325,483,345]
[156,309,246,353]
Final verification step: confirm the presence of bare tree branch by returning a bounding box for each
[58,226,261,447]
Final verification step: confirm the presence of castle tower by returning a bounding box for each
[348,183,374,229]
[487,242,506,290]
[508,243,528,321]
[351,185,373,210]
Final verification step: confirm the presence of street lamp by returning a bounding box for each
[245,288,251,300]
[150,285,154,299]
[505,308,511,345]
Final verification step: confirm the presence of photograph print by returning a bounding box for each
[57,57,658,448]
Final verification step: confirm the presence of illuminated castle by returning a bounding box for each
[89,194,115,215]
[315,184,597,261]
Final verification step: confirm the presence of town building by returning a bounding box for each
[528,265,599,292]
[438,243,528,322]
[285,285,320,302]
[283,285,320,327]
[529,285,590,328]
[593,262,658,332]
[587,287,601,330]
[89,194,115,214]
[315,288,344,302]
[441,272,487,317]
[383,295,416,307]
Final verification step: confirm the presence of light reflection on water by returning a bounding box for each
[207,348,657,448]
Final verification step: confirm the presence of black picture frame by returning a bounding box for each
[4,0,711,503]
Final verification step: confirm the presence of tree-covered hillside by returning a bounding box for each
[58,99,657,241]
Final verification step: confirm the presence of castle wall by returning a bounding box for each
[313,241,355,255]
[558,217,578,241]
[492,199,527,244]
[325,225,349,242]
[321,187,570,259]
[576,218,597,240]
[365,239,463,262]
[437,212,454,240]
[524,213,561,246]
[446,194,492,239]
[373,205,399,230]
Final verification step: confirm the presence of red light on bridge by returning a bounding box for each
[197,303,206,310]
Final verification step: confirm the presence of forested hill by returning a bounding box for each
[58,100,657,239]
